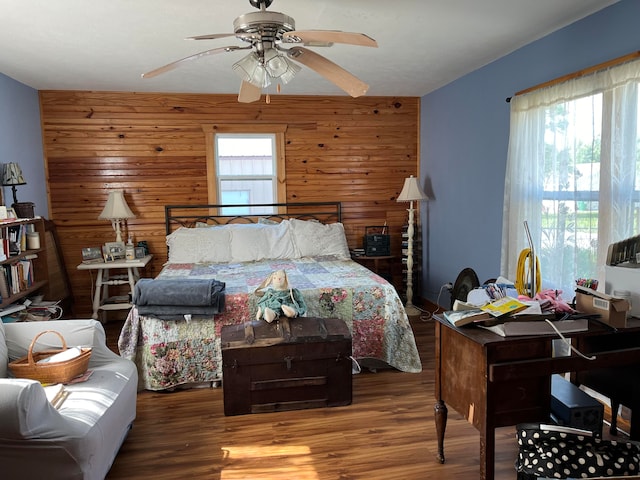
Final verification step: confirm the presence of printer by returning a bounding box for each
[604,234,640,318]
[604,265,640,318]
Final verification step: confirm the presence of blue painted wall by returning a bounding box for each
[421,0,640,304]
[0,73,48,217]
[1,1,639,302]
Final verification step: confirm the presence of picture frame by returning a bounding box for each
[134,246,146,259]
[82,246,104,264]
[103,241,126,261]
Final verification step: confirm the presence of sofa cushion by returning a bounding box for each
[0,321,7,377]
[0,378,84,439]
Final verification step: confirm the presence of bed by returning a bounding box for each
[118,202,422,391]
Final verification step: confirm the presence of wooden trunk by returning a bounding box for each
[221,317,352,416]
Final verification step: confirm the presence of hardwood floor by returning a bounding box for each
[103,312,623,480]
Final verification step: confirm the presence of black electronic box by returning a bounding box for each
[550,374,603,436]
[364,226,390,257]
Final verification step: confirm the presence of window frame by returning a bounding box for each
[202,124,287,205]
[502,55,640,295]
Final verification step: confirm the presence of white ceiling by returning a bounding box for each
[0,0,618,98]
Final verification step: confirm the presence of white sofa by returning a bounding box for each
[0,319,137,480]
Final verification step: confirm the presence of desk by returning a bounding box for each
[434,315,640,480]
[574,332,640,438]
[77,255,153,320]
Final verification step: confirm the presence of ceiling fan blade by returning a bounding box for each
[187,32,259,42]
[282,30,378,48]
[238,81,262,103]
[287,47,369,97]
[186,33,236,41]
[141,45,247,79]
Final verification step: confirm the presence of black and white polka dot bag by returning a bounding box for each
[516,423,640,479]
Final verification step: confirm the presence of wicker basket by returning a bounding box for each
[8,330,92,384]
[12,202,35,219]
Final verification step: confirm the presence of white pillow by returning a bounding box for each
[289,218,350,259]
[228,222,298,262]
[166,227,232,263]
[264,221,299,259]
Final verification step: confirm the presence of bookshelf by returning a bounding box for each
[0,217,49,309]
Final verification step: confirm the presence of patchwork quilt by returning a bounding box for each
[118,256,422,391]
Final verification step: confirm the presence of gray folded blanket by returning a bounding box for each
[133,278,226,313]
[136,305,222,320]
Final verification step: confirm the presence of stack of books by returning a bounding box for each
[0,303,27,323]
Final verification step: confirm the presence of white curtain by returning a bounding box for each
[502,57,640,297]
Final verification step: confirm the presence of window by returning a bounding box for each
[203,124,287,214]
[216,134,276,215]
[502,57,640,296]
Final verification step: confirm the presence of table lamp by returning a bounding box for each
[397,175,428,316]
[2,162,35,218]
[98,190,135,242]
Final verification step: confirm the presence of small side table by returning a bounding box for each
[352,254,395,280]
[77,255,153,321]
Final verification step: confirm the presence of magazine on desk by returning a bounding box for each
[479,296,529,317]
[442,296,530,327]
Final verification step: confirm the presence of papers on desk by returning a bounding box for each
[442,296,530,327]
[478,318,589,337]
[444,297,590,336]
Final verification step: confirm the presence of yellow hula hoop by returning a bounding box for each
[515,248,541,296]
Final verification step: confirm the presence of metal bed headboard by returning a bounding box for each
[165,202,342,235]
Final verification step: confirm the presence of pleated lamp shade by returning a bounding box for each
[397,175,428,202]
[98,190,135,243]
[98,190,135,220]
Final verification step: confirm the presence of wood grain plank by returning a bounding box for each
[103,314,531,480]
[40,91,419,316]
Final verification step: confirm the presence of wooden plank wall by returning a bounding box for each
[39,91,420,317]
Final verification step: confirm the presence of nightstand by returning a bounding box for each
[352,254,395,281]
[77,255,153,321]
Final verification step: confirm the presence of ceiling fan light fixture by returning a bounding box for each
[249,65,271,88]
[263,48,287,76]
[232,51,259,79]
[232,52,271,88]
[263,48,300,84]
[277,59,301,84]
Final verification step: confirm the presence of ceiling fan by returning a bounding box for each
[142,0,378,103]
